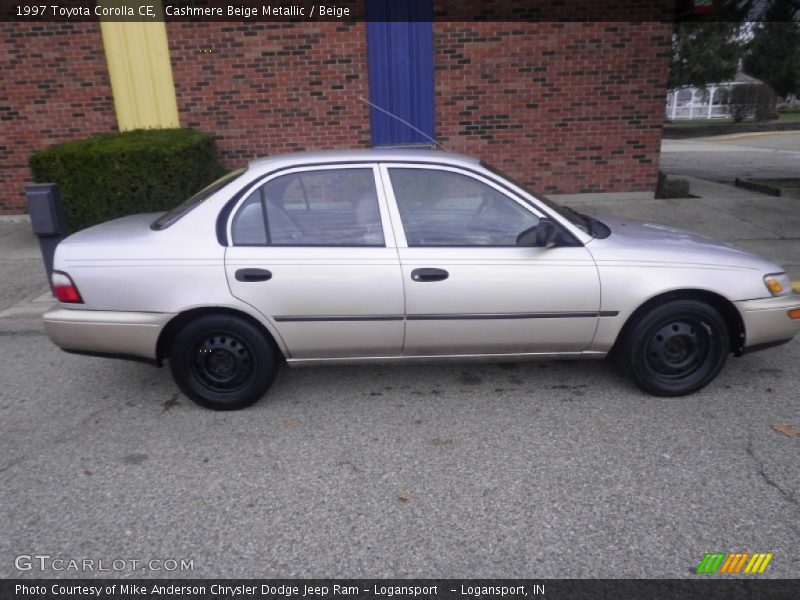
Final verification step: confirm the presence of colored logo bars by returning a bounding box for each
[696,552,773,574]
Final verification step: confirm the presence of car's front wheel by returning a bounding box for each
[169,314,277,410]
[619,299,729,396]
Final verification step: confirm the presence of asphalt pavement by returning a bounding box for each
[0,332,798,578]
[660,131,800,184]
[1,157,799,578]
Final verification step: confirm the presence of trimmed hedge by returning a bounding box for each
[29,128,227,232]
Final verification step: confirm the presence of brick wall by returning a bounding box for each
[167,22,372,169]
[0,18,672,214]
[434,21,673,194]
[0,22,117,214]
[166,20,671,195]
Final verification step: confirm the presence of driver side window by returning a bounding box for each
[388,168,539,246]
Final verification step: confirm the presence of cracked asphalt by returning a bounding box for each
[1,315,798,579]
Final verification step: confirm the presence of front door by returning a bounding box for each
[380,164,602,356]
[225,164,404,359]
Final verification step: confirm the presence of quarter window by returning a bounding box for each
[231,190,267,245]
[388,168,539,246]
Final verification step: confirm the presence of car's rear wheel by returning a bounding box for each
[619,299,729,396]
[169,314,276,410]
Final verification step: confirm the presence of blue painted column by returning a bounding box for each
[365,0,435,146]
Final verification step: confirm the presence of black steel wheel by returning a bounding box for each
[190,332,254,393]
[619,300,729,396]
[170,314,277,410]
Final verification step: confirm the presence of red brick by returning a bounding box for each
[0,22,116,214]
[1,18,672,214]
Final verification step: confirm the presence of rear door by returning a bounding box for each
[225,164,405,359]
[379,163,602,356]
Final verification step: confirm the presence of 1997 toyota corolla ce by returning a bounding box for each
[43,150,800,409]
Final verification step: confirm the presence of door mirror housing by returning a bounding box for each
[516,220,559,248]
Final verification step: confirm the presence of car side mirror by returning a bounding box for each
[516,220,558,248]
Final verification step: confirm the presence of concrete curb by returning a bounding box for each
[663,120,800,139]
[704,130,800,141]
[0,289,54,318]
[0,214,30,223]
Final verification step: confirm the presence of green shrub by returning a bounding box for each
[29,128,226,232]
[656,171,691,199]
[729,83,776,122]
[754,86,777,122]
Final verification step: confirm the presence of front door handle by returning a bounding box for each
[411,268,449,282]
[235,268,272,282]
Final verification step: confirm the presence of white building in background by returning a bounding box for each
[665,70,763,120]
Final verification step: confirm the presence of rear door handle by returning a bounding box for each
[411,268,449,282]
[235,268,272,282]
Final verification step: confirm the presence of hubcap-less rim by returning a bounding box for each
[645,319,712,379]
[190,333,253,393]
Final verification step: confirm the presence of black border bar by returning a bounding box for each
[2,579,799,600]
[2,0,678,23]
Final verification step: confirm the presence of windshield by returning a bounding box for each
[150,167,247,230]
[480,161,591,234]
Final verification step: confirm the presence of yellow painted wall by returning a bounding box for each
[99,3,179,130]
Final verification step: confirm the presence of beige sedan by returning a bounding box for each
[43,150,800,409]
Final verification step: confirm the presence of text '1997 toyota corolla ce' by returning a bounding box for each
[43,150,800,410]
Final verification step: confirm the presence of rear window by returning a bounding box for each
[150,168,247,230]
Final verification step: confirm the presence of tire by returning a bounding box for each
[169,314,277,410]
[618,299,729,397]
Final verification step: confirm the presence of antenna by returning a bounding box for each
[357,96,449,151]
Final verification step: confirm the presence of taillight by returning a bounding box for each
[52,271,83,304]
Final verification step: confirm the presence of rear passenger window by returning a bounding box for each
[231,168,385,247]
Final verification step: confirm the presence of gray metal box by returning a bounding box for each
[26,183,67,236]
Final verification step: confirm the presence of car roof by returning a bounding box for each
[247,148,481,174]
